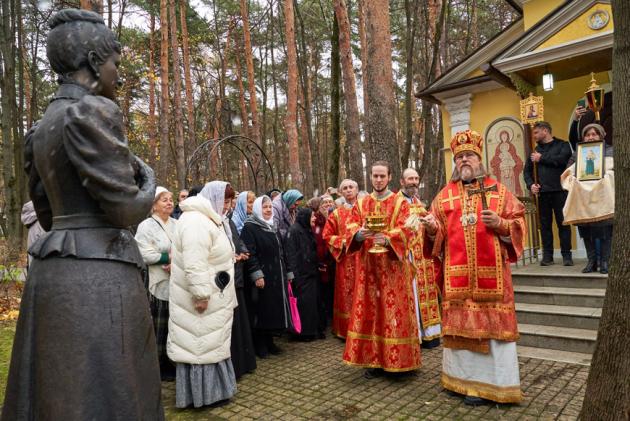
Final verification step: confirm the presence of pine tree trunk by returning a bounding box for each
[580,1,630,418]
[269,0,283,187]
[364,0,400,184]
[80,0,103,14]
[358,0,370,186]
[400,0,417,170]
[234,42,250,137]
[158,0,171,184]
[294,1,318,192]
[213,24,233,139]
[329,11,341,189]
[0,0,20,240]
[283,0,302,188]
[168,0,186,189]
[335,0,363,188]
[148,3,158,168]
[240,0,261,145]
[179,0,196,151]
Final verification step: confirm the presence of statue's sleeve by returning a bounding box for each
[322,210,344,261]
[63,96,156,228]
[495,191,527,262]
[24,122,52,231]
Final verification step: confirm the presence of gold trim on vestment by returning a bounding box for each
[441,372,522,403]
[443,336,490,353]
[343,359,421,372]
[346,330,421,346]
[563,213,614,226]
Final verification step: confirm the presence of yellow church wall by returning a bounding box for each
[536,4,613,51]
[523,0,565,30]
[469,88,522,168]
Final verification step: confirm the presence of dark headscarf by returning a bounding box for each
[295,207,313,231]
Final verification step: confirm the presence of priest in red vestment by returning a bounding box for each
[398,168,442,349]
[322,179,360,339]
[343,161,421,377]
[422,130,526,405]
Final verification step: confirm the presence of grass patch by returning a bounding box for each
[0,320,16,405]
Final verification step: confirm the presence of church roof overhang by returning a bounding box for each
[417,0,613,103]
[416,20,525,104]
[492,0,612,82]
[492,31,612,83]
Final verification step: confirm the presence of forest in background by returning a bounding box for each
[0,0,517,240]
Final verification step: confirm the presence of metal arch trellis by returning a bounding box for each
[186,135,276,194]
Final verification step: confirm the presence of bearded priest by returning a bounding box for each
[421,130,526,405]
[343,161,421,378]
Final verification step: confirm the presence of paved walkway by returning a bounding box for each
[162,335,587,420]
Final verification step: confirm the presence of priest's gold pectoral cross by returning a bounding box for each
[467,176,498,210]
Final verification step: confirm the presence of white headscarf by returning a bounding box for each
[253,195,274,227]
[199,181,234,250]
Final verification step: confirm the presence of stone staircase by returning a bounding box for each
[512,259,606,365]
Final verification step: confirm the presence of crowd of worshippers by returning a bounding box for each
[133,180,370,408]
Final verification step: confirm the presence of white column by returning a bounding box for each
[443,93,473,137]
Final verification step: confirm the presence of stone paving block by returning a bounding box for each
[160,335,588,420]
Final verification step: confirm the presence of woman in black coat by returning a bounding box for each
[241,195,291,358]
[286,207,324,340]
[229,217,257,379]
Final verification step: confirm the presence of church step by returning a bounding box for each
[515,303,601,330]
[518,323,597,354]
[512,272,607,290]
[514,286,605,308]
[517,345,592,366]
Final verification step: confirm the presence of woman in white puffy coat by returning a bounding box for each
[167,181,238,408]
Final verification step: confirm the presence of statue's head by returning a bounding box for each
[47,9,121,99]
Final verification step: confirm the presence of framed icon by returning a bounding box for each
[484,117,527,197]
[575,141,605,181]
[519,94,544,125]
[587,10,610,31]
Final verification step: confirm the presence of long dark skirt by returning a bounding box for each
[230,287,257,379]
[150,295,176,380]
[294,274,323,336]
[2,257,164,421]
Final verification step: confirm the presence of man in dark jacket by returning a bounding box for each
[524,121,573,266]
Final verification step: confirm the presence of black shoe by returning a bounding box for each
[600,261,609,274]
[582,260,597,273]
[363,368,383,379]
[540,259,554,266]
[563,256,574,266]
[268,343,283,355]
[318,332,326,340]
[464,396,491,406]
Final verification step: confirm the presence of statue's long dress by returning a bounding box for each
[1,84,164,421]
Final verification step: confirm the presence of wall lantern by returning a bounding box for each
[542,68,554,91]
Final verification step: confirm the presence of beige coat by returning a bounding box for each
[561,156,614,225]
[167,196,237,365]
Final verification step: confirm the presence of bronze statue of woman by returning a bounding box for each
[2,9,164,420]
